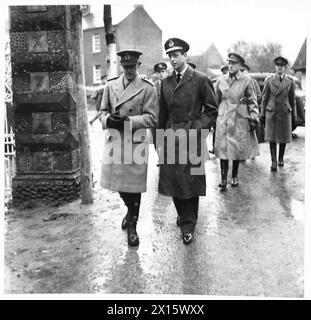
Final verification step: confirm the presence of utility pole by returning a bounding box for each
[104,5,118,78]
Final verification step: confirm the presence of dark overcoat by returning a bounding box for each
[261,74,296,143]
[157,66,218,199]
[99,74,158,193]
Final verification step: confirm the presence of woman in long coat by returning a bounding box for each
[214,53,259,190]
[260,56,296,171]
[99,49,158,246]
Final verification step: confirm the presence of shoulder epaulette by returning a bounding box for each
[141,76,155,86]
[107,75,120,82]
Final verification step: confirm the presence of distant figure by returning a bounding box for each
[241,63,264,144]
[260,56,297,171]
[220,64,229,75]
[240,63,261,104]
[151,62,168,150]
[214,53,259,190]
[150,72,161,84]
[89,75,107,125]
[154,62,169,81]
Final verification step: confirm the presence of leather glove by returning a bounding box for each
[106,114,129,129]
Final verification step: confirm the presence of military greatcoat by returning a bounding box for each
[261,73,296,143]
[158,66,218,199]
[99,74,158,193]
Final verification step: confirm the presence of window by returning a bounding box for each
[93,65,102,84]
[92,34,101,53]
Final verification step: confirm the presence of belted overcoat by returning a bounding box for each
[99,74,158,193]
[214,71,260,160]
[260,73,296,143]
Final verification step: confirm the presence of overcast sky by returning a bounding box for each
[3,0,310,64]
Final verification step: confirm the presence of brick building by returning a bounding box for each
[82,5,162,87]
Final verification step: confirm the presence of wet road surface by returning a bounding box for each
[4,115,304,296]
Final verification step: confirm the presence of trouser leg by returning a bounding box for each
[126,193,141,246]
[232,160,240,178]
[128,193,141,220]
[270,142,277,171]
[119,192,130,207]
[173,197,199,234]
[278,143,286,162]
[269,142,277,162]
[211,125,216,152]
[219,159,229,189]
[119,192,141,230]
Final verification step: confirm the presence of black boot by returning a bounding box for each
[121,211,130,229]
[127,193,141,246]
[128,216,139,246]
[219,159,228,191]
[278,143,286,166]
[119,192,130,229]
[231,160,240,187]
[270,142,277,171]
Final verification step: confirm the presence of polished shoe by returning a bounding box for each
[121,215,129,229]
[278,160,284,167]
[271,161,277,171]
[127,220,139,246]
[231,177,239,187]
[176,215,181,226]
[182,232,193,245]
[218,178,227,191]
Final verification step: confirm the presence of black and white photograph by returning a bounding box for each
[2,0,310,300]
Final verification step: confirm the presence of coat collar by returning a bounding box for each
[175,65,193,91]
[272,73,290,96]
[224,70,243,86]
[114,74,144,110]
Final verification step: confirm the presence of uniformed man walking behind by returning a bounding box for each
[214,53,259,190]
[157,38,218,245]
[99,49,158,246]
[260,56,297,171]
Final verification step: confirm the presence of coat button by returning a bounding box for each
[129,108,133,112]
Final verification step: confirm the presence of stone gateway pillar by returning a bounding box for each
[10,6,86,205]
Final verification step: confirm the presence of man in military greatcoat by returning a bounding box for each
[157,38,218,245]
[260,56,297,171]
[99,49,158,246]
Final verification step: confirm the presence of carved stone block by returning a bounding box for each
[33,151,53,172]
[32,112,52,133]
[30,72,49,92]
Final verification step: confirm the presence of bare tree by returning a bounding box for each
[104,5,118,78]
[228,41,283,72]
